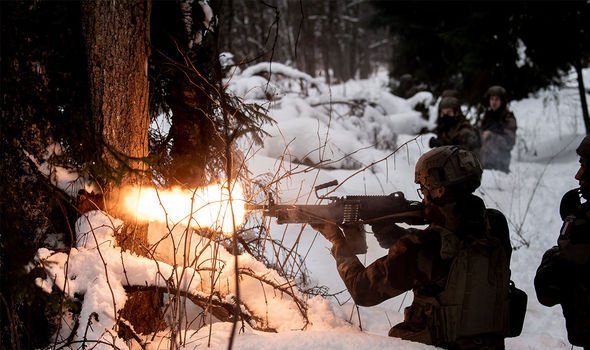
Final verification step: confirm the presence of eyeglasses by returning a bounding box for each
[417,186,428,200]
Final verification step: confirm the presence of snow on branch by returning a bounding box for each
[226,63,431,170]
[24,143,95,197]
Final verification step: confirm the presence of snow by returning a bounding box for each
[31,65,589,349]
[25,144,95,197]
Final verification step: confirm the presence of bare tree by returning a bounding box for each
[217,0,391,82]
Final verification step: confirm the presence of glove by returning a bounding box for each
[310,223,345,244]
[341,224,367,254]
[370,222,407,248]
[429,137,441,148]
[311,223,368,255]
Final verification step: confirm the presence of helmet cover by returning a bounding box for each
[485,85,507,103]
[415,146,482,191]
[439,96,461,111]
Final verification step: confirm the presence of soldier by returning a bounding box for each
[313,146,511,349]
[395,74,417,98]
[478,86,517,173]
[534,135,590,349]
[429,96,481,155]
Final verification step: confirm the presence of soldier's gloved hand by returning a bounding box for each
[429,137,441,148]
[341,223,368,254]
[311,223,357,256]
[370,222,407,248]
[310,223,345,245]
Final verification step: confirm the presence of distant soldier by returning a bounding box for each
[478,86,517,173]
[429,96,481,155]
[313,146,512,349]
[395,74,417,98]
[534,135,590,349]
[395,73,427,99]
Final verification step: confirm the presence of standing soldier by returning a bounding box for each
[313,146,512,349]
[534,135,590,349]
[429,96,481,155]
[478,86,517,173]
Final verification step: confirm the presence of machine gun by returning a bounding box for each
[246,180,426,253]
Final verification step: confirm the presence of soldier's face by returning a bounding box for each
[440,108,456,117]
[418,185,445,206]
[489,95,502,111]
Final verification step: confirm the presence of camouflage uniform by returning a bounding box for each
[534,136,590,349]
[430,97,481,155]
[431,118,481,154]
[335,196,507,349]
[317,147,509,349]
[478,86,517,173]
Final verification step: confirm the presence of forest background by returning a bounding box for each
[1,1,589,349]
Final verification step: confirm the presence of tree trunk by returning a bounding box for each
[298,2,317,76]
[82,0,164,337]
[168,75,215,187]
[575,60,590,135]
[321,2,333,85]
[83,0,151,185]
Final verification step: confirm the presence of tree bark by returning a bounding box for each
[82,0,164,337]
[82,0,150,246]
[83,0,151,185]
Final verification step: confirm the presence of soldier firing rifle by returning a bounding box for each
[246,180,426,254]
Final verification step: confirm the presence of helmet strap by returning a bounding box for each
[427,186,449,206]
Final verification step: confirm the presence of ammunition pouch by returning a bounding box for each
[506,281,527,337]
[388,297,436,345]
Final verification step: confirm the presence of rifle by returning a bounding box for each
[246,180,426,253]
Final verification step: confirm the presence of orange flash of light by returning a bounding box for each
[121,183,246,234]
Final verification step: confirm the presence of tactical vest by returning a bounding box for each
[433,227,509,343]
[399,225,510,347]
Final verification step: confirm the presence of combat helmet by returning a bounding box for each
[485,85,507,103]
[441,89,460,98]
[439,96,461,113]
[415,146,482,192]
[440,96,460,110]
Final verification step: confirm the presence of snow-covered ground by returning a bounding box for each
[220,67,589,350]
[33,65,589,349]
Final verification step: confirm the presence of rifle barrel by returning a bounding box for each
[245,204,268,210]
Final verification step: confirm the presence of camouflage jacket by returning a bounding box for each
[479,108,517,172]
[479,108,517,147]
[480,108,517,138]
[432,118,481,154]
[332,195,505,348]
[534,197,590,347]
